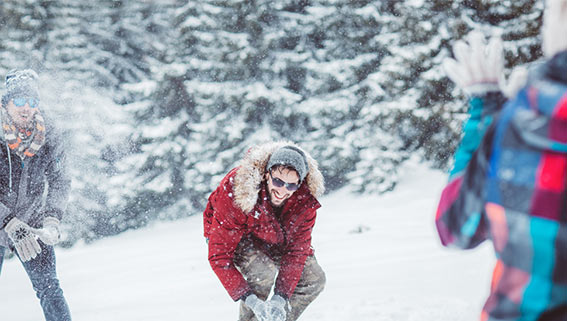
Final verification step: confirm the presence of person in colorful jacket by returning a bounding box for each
[0,69,72,321]
[203,141,326,321]
[435,1,567,320]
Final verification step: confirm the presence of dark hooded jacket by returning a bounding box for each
[436,51,567,320]
[0,116,70,248]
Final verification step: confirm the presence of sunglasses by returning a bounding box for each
[269,171,300,191]
[12,97,39,108]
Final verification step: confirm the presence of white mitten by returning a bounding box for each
[542,0,567,57]
[4,217,42,262]
[32,217,61,246]
[443,31,504,96]
[244,294,270,321]
[501,65,529,99]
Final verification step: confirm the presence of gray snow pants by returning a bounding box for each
[234,239,326,321]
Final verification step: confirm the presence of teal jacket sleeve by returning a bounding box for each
[436,91,507,249]
[449,92,506,180]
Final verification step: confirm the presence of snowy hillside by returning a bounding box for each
[0,160,494,320]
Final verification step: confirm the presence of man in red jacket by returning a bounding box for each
[204,141,326,321]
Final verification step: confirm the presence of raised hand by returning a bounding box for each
[443,31,504,96]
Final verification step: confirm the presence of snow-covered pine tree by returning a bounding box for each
[123,0,410,222]
[361,0,544,172]
[460,0,543,67]
[0,0,549,243]
[59,0,179,239]
[0,0,52,70]
[43,0,180,242]
[287,0,407,193]
[1,0,178,242]
[119,0,288,223]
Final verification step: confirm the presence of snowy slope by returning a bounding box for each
[0,160,494,320]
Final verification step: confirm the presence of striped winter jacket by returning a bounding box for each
[436,51,567,321]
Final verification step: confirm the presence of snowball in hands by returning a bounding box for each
[245,294,271,321]
[32,217,61,246]
[266,295,287,321]
[245,294,287,321]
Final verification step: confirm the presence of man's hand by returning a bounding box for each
[32,217,61,246]
[266,295,287,321]
[443,31,504,96]
[4,217,42,262]
[244,294,270,321]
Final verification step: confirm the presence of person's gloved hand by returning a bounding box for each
[4,217,42,262]
[542,0,567,57]
[266,295,287,321]
[32,217,61,246]
[501,65,529,99]
[244,294,270,321]
[443,31,504,96]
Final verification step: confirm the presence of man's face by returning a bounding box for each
[6,98,39,128]
[265,167,300,207]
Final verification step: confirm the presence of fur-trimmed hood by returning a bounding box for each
[233,141,325,214]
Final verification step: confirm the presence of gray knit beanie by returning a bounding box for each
[1,69,40,107]
[267,145,308,182]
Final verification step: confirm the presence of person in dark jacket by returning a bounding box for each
[0,69,72,321]
[203,141,326,321]
[435,1,567,320]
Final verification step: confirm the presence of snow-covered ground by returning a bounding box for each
[0,161,495,320]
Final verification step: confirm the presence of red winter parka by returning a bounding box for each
[203,142,325,301]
